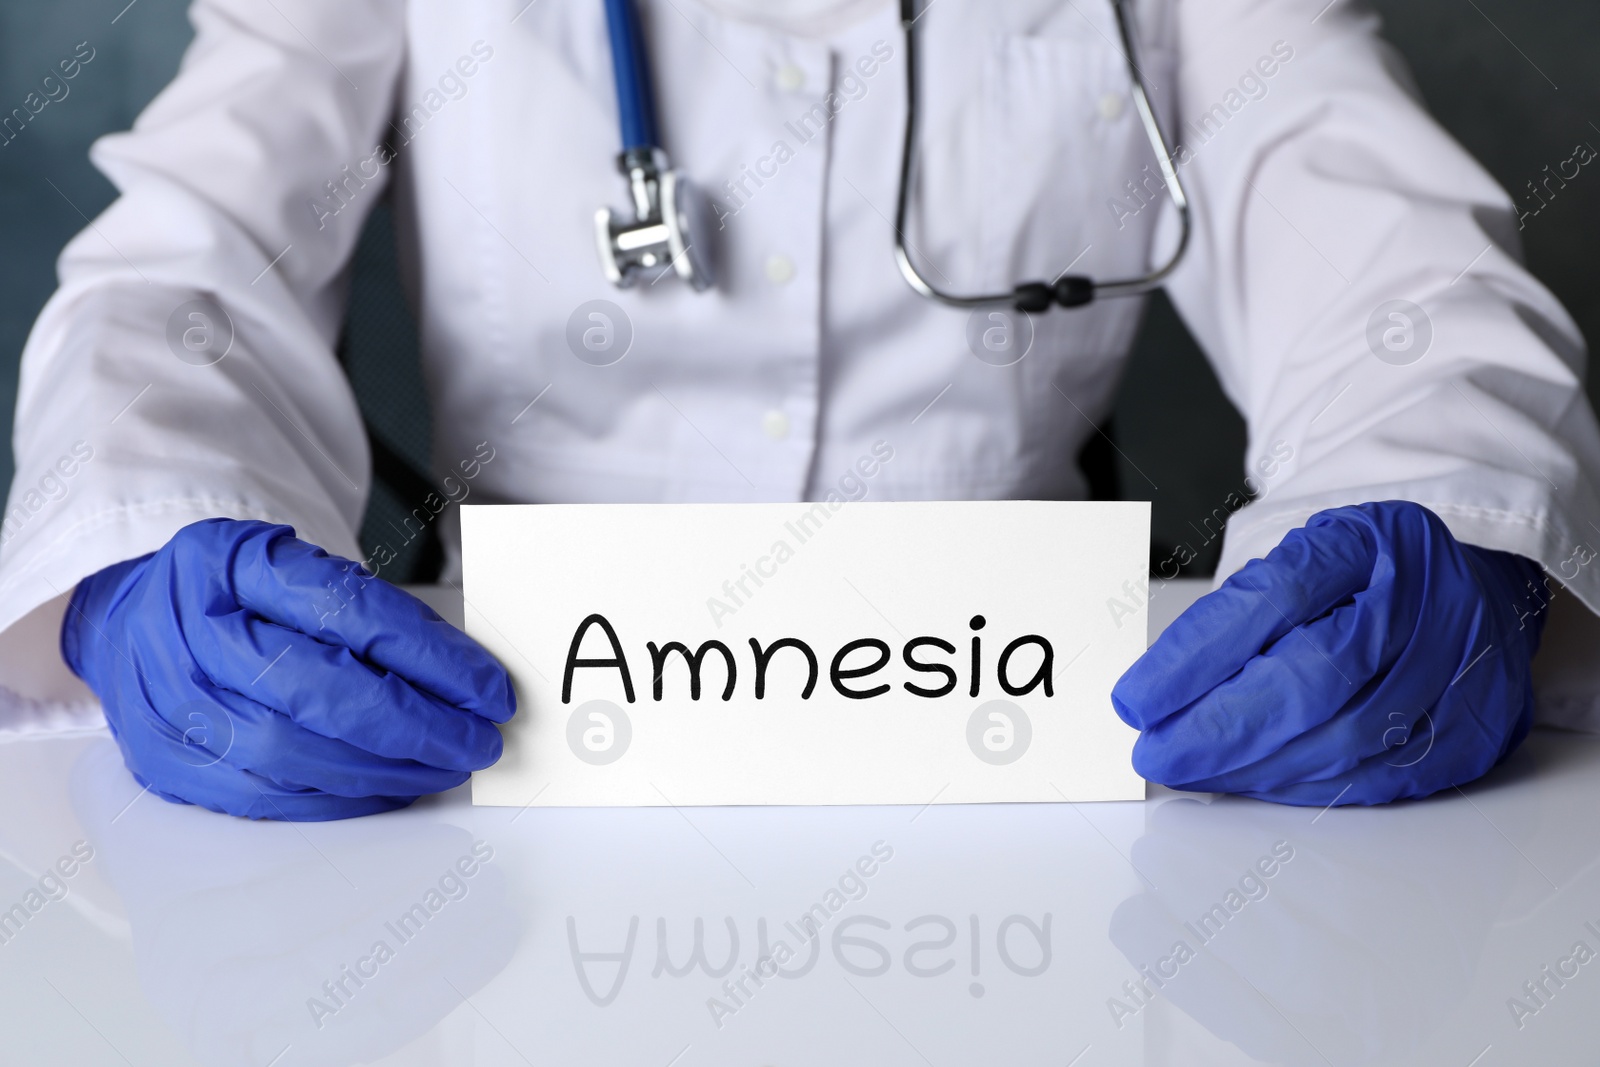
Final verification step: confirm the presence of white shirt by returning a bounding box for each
[5,0,1600,733]
[697,0,889,37]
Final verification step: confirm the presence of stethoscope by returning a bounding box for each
[595,0,1191,312]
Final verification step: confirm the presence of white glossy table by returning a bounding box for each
[0,582,1596,1066]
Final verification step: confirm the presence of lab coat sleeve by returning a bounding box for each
[0,0,405,734]
[1158,0,1600,730]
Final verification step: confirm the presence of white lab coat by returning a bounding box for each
[5,0,1600,734]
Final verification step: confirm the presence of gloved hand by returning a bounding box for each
[1113,500,1545,805]
[62,518,515,821]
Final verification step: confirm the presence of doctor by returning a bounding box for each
[4,0,1600,819]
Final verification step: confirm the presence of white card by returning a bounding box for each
[463,501,1150,807]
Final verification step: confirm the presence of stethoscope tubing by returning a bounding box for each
[892,0,1193,309]
[603,0,660,152]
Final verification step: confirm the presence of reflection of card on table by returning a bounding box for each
[463,500,1150,807]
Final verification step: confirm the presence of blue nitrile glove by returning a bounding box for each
[1112,501,1545,805]
[62,518,515,821]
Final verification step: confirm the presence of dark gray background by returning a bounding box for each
[2,0,1595,579]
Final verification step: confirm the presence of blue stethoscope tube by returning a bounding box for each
[603,0,659,155]
[595,0,716,290]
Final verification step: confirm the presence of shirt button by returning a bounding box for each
[762,409,791,440]
[775,63,806,92]
[765,254,796,284]
[1098,92,1125,121]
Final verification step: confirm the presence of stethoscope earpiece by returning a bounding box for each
[1011,276,1096,313]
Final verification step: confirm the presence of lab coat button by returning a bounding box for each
[762,409,791,440]
[775,63,806,92]
[765,254,796,284]
[1098,92,1125,121]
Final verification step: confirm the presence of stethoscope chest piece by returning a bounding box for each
[596,0,714,293]
[596,149,715,291]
